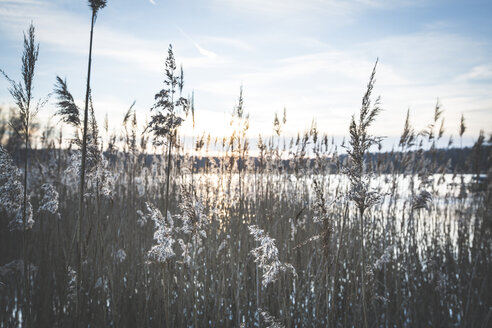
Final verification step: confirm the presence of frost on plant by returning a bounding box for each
[86,154,117,200]
[115,248,127,263]
[374,245,395,270]
[94,276,109,292]
[135,177,145,197]
[178,239,192,265]
[136,209,147,227]
[178,186,208,243]
[38,183,59,215]
[218,239,227,253]
[259,308,285,328]
[67,266,77,303]
[145,202,175,263]
[249,225,296,287]
[62,150,116,199]
[0,146,34,230]
[343,59,383,214]
[347,181,382,212]
[172,186,210,265]
[62,151,82,190]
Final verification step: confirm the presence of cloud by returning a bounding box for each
[193,42,217,59]
[200,36,252,52]
[357,32,487,81]
[176,27,218,59]
[0,0,490,141]
[149,0,156,5]
[0,0,43,4]
[188,29,492,138]
[0,1,221,72]
[212,0,426,19]
[457,65,492,82]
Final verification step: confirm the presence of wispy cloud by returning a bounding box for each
[0,1,220,72]
[212,0,425,19]
[457,65,492,82]
[189,29,492,137]
[193,42,217,59]
[177,27,218,59]
[0,0,490,141]
[149,0,156,5]
[0,0,43,4]
[200,36,252,52]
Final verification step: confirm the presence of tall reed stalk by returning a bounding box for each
[1,23,39,328]
[345,59,382,328]
[77,0,107,323]
[1,29,491,327]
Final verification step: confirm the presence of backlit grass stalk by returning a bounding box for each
[1,22,40,327]
[77,1,107,324]
[345,59,382,328]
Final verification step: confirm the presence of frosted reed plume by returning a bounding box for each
[145,202,176,263]
[0,146,33,230]
[259,308,285,328]
[38,183,59,215]
[0,20,490,326]
[249,225,296,287]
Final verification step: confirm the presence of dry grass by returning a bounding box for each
[0,24,491,328]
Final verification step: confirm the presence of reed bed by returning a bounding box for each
[1,20,491,328]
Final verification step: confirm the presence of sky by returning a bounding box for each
[0,0,491,150]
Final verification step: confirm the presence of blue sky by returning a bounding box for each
[0,0,491,149]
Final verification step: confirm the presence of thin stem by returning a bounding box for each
[77,11,95,325]
[360,207,369,328]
